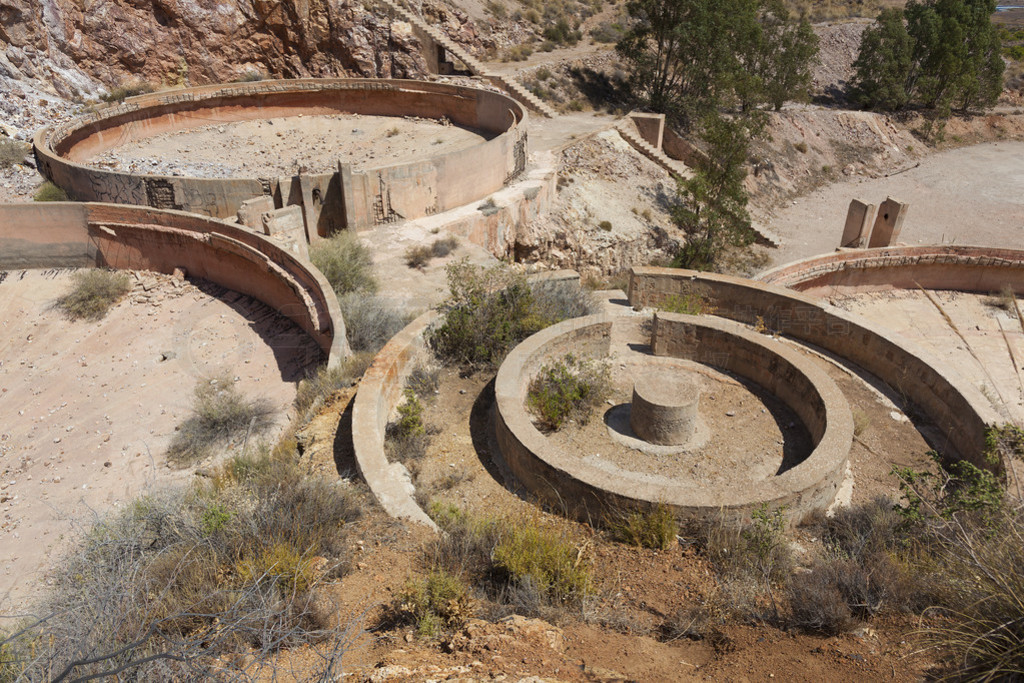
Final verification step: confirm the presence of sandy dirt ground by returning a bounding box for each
[0,269,319,612]
[833,289,1024,426]
[762,141,1024,266]
[88,113,491,178]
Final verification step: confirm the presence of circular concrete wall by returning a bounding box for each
[493,313,853,526]
[0,202,348,364]
[34,79,528,238]
[757,246,1024,296]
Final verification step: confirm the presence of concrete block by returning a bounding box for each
[628,112,665,150]
[237,195,275,228]
[841,199,876,248]
[868,197,909,248]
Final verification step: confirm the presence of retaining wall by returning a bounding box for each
[493,313,851,525]
[350,311,439,529]
[34,79,527,237]
[628,267,1002,470]
[757,246,1024,296]
[0,202,347,363]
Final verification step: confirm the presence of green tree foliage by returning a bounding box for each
[671,114,762,270]
[851,0,1004,112]
[616,0,818,128]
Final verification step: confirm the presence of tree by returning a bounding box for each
[671,113,764,271]
[849,8,916,111]
[850,0,1004,112]
[617,0,819,128]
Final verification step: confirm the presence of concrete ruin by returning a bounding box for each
[33,79,528,242]
[629,373,701,446]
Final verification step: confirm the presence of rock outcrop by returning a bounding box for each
[0,0,483,100]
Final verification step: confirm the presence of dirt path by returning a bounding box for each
[762,141,1024,266]
[0,269,318,611]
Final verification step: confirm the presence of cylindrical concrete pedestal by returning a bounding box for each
[630,373,700,446]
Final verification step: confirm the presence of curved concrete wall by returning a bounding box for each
[493,313,852,526]
[758,246,1024,296]
[0,202,348,364]
[350,311,438,529]
[628,267,1003,472]
[34,79,528,236]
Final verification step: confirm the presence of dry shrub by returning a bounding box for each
[294,352,374,419]
[337,292,407,354]
[0,137,26,169]
[54,269,131,321]
[166,376,275,466]
[397,569,474,638]
[405,244,433,269]
[2,448,362,680]
[309,231,377,297]
[609,504,679,550]
[33,182,68,202]
[100,81,155,103]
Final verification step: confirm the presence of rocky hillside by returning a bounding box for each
[0,0,482,101]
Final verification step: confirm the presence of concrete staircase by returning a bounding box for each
[614,120,783,248]
[614,120,693,180]
[379,0,556,118]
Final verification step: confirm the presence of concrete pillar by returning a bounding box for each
[630,372,700,446]
[867,197,909,248]
[840,199,876,248]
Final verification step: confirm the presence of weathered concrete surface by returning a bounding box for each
[630,372,700,446]
[0,202,347,364]
[34,79,527,238]
[867,197,909,248]
[758,245,1024,296]
[629,266,1002,473]
[840,199,875,249]
[493,312,851,526]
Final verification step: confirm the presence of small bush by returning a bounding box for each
[405,244,433,269]
[658,290,712,315]
[407,365,440,400]
[794,141,808,153]
[428,260,598,369]
[0,137,27,169]
[398,569,474,637]
[310,231,378,297]
[386,388,431,464]
[430,236,459,258]
[337,292,407,354]
[526,353,610,431]
[166,376,275,466]
[54,269,131,321]
[493,516,592,606]
[610,504,678,550]
[100,81,155,103]
[598,220,613,231]
[485,0,507,18]
[33,181,69,202]
[294,353,374,418]
[386,126,400,137]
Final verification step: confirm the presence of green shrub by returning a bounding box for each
[0,137,27,169]
[492,516,592,605]
[658,289,713,315]
[337,292,407,354]
[598,220,613,231]
[309,231,378,297]
[54,269,132,321]
[386,388,431,464]
[166,376,275,466]
[100,81,155,103]
[526,353,610,431]
[33,181,68,202]
[609,504,679,550]
[428,260,597,369]
[398,569,474,637]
